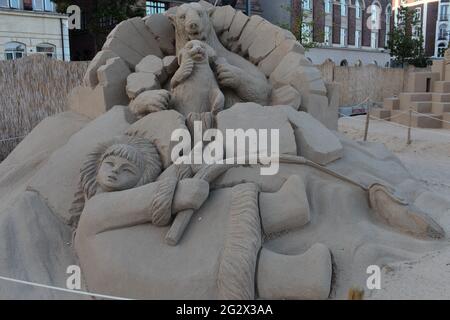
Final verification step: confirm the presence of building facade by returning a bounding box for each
[392,0,440,58]
[435,0,450,57]
[260,0,392,66]
[0,0,70,61]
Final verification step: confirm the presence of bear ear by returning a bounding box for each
[166,12,176,25]
[207,7,215,18]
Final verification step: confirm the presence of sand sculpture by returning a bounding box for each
[1,1,450,300]
[378,51,450,129]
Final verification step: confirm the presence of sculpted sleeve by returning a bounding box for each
[78,178,178,235]
[150,177,178,226]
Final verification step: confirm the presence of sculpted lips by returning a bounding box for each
[188,30,206,41]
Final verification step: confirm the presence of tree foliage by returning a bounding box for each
[53,0,144,51]
[279,2,320,50]
[387,6,428,67]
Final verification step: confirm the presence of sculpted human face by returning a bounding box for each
[97,156,143,192]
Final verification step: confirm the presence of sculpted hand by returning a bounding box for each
[216,62,241,89]
[129,89,171,118]
[172,178,209,214]
[171,57,194,89]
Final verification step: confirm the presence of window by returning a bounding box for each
[33,0,43,11]
[0,0,19,8]
[355,30,361,47]
[303,0,311,11]
[324,26,332,45]
[441,5,449,21]
[10,0,19,8]
[438,43,446,57]
[341,0,347,16]
[371,31,378,48]
[355,0,361,19]
[414,8,421,22]
[44,0,54,11]
[412,25,421,38]
[325,0,331,14]
[36,43,56,58]
[340,28,347,46]
[369,4,379,30]
[439,24,448,40]
[146,1,168,15]
[302,23,313,42]
[4,42,26,60]
[99,16,112,28]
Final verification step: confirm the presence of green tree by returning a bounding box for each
[279,1,321,50]
[53,0,145,53]
[388,6,428,67]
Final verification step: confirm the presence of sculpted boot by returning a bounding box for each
[259,175,310,235]
[368,183,445,239]
[256,243,332,299]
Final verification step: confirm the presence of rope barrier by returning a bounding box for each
[0,275,132,300]
[370,109,410,121]
[340,112,450,138]
[411,110,450,125]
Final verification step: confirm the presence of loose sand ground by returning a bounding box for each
[340,116,450,299]
[339,116,450,199]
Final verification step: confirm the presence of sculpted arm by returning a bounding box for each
[81,178,178,235]
[171,56,194,89]
[79,178,209,236]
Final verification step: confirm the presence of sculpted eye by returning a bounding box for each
[180,14,186,20]
[105,161,114,167]
[123,168,133,174]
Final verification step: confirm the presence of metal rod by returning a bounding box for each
[246,0,251,16]
[407,108,412,145]
[363,103,370,141]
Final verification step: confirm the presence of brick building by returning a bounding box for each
[260,0,393,66]
[392,0,449,58]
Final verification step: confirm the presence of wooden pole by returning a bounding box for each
[407,108,412,145]
[363,103,370,141]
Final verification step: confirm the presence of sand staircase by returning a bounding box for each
[373,71,450,129]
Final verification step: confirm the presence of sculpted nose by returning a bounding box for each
[189,22,198,31]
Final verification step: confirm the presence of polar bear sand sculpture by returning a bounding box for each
[1,1,450,299]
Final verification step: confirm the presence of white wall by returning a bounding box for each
[305,46,391,66]
[0,9,70,61]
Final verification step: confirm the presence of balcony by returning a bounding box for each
[440,15,448,21]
